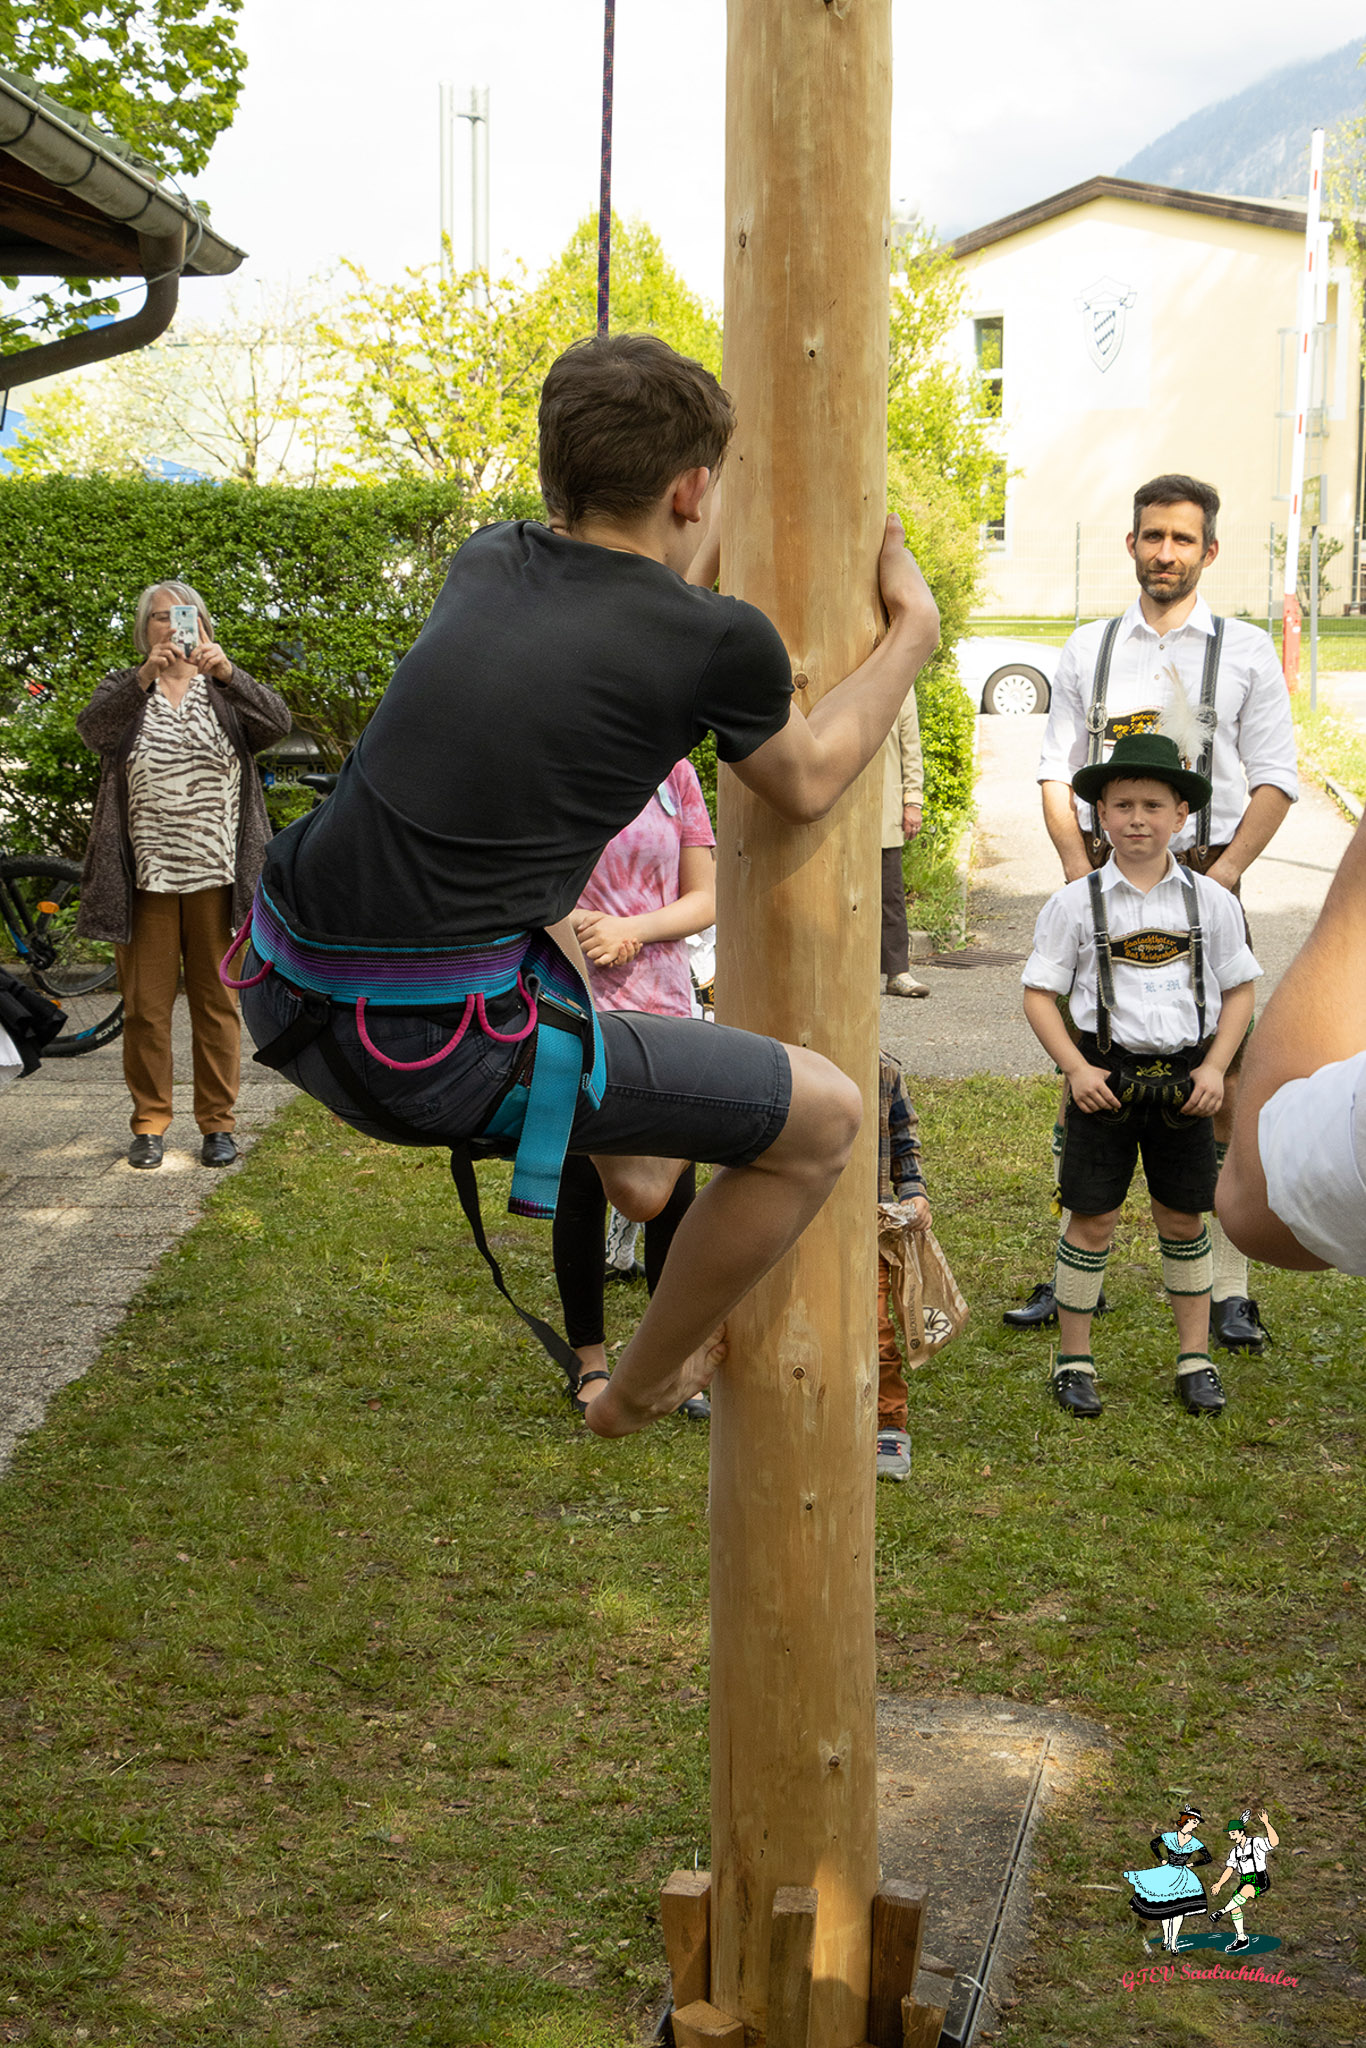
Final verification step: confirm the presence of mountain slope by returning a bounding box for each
[1116,36,1363,199]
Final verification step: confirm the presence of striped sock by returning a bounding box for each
[1160,1225,1213,1297]
[1210,1145,1249,1300]
[1054,1236,1108,1313]
[1055,1351,1096,1380]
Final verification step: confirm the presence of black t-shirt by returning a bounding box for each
[272,521,793,945]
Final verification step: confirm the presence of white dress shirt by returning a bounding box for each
[1259,1051,1366,1276]
[1023,856,1261,1053]
[1037,595,1298,850]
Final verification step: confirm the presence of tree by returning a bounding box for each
[887,220,1003,532]
[7,288,342,484]
[315,257,559,496]
[0,3,247,348]
[314,216,723,503]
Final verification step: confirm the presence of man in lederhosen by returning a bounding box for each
[1004,475,1298,1357]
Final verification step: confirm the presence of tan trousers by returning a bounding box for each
[877,1255,908,1430]
[116,886,239,1135]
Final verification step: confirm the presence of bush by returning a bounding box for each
[0,476,540,856]
[888,453,980,840]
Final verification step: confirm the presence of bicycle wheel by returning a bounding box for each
[0,856,124,1056]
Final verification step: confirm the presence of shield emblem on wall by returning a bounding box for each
[1077,276,1137,372]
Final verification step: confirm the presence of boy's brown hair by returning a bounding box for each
[538,333,735,528]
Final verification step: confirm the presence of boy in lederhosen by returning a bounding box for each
[1021,734,1260,1417]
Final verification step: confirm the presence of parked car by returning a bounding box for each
[954,635,1061,715]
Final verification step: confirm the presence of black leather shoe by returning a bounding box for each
[1177,1365,1227,1415]
[1211,1296,1268,1354]
[128,1134,164,1169]
[201,1132,237,1167]
[1004,1282,1110,1329]
[1052,1368,1103,1416]
[677,1393,711,1420]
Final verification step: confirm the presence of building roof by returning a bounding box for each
[951,174,1308,259]
[0,68,244,279]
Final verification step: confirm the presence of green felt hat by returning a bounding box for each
[1072,732,1211,812]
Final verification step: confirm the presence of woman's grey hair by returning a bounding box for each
[133,581,216,656]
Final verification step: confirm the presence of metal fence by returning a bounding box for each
[976,521,1361,625]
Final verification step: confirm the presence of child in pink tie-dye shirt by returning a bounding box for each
[556,762,716,1418]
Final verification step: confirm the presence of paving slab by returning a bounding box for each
[0,997,295,1471]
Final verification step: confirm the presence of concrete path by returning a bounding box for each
[881,711,1354,1078]
[0,1007,293,1470]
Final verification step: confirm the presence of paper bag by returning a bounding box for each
[877,1203,969,1364]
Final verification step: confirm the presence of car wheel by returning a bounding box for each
[982,664,1049,715]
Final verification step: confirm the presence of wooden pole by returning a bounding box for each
[712,3,892,2044]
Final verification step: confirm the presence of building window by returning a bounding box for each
[983,460,1006,548]
[975,315,1003,418]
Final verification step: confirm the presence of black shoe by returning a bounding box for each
[1004,1282,1110,1329]
[200,1132,237,1167]
[1227,1936,1250,1954]
[1211,1296,1268,1354]
[1177,1365,1227,1415]
[677,1393,711,1420]
[1051,1368,1103,1417]
[604,1260,645,1285]
[128,1134,164,1169]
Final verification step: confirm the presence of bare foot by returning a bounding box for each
[583,1330,727,1439]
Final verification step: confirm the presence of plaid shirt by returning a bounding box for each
[878,1051,927,1204]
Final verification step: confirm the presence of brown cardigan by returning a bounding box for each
[75,663,292,945]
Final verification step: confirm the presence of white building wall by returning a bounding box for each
[954,196,1360,618]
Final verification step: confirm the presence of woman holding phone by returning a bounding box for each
[76,580,290,1168]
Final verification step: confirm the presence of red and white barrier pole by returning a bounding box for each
[1282,127,1325,690]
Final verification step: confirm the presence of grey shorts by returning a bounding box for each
[242,970,792,1171]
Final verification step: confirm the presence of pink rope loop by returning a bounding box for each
[219,915,272,989]
[354,994,475,1071]
[476,975,538,1043]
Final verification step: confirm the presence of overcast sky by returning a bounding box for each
[179,3,1366,317]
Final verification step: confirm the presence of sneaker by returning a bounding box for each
[876,1428,912,1481]
[604,1207,640,1274]
[885,972,930,999]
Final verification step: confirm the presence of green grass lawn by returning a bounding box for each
[0,1083,1361,2047]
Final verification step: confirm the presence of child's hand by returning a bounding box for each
[906,1196,931,1232]
[1067,1059,1121,1114]
[1182,1062,1224,1117]
[576,911,644,968]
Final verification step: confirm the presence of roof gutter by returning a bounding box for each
[0,72,244,277]
[1,224,184,391]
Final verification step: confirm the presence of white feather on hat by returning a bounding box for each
[1157,663,1216,767]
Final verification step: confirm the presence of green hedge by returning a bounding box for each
[0,477,540,856]
[0,472,977,862]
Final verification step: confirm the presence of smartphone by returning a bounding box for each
[169,604,199,656]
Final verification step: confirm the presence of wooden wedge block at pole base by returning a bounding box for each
[661,1870,712,2012]
[767,1885,818,2048]
[670,1998,745,2048]
[866,1881,927,2048]
[901,1986,952,2048]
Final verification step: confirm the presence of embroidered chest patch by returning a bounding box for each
[1104,708,1160,743]
[1110,930,1191,967]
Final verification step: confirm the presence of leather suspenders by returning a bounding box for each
[1086,866,1206,1055]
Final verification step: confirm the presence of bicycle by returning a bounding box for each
[0,850,125,1056]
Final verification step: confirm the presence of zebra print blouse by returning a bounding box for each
[126,677,242,894]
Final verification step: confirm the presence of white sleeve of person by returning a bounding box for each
[1258,1050,1366,1276]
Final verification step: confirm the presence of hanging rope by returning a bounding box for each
[597,0,616,333]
